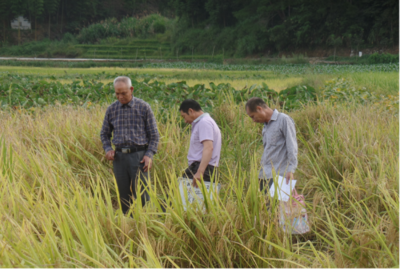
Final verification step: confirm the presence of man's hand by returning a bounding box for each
[192,171,203,188]
[285,172,294,184]
[140,155,152,172]
[106,150,115,161]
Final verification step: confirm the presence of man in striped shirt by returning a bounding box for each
[245,97,298,194]
[100,76,159,214]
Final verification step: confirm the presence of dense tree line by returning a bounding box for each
[170,0,399,55]
[0,0,398,55]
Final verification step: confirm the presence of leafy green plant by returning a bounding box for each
[278,85,316,110]
[322,77,399,113]
[0,72,317,111]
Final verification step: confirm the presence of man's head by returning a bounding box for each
[245,97,270,123]
[179,99,203,124]
[114,76,133,104]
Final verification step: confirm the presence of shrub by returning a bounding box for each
[368,53,399,64]
[62,33,77,44]
[0,40,52,56]
[77,15,172,44]
[153,21,166,34]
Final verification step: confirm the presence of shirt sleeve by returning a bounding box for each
[198,120,214,143]
[282,116,298,173]
[100,107,113,153]
[144,104,160,158]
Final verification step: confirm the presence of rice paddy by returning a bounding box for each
[0,63,398,267]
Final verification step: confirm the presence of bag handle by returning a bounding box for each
[293,188,299,197]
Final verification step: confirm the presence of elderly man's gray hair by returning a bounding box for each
[113,76,132,87]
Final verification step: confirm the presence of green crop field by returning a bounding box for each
[0,63,398,267]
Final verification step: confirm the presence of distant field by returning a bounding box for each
[0,66,302,91]
[0,65,397,94]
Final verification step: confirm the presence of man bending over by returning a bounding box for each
[179,99,222,187]
[245,97,298,193]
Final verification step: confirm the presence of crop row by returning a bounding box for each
[84,49,169,54]
[0,73,397,113]
[77,39,167,45]
[79,54,214,60]
[76,44,171,50]
[142,62,399,74]
[0,74,315,110]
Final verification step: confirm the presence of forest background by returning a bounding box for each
[0,0,398,59]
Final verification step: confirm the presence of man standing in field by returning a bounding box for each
[179,99,222,187]
[100,76,159,214]
[245,97,298,193]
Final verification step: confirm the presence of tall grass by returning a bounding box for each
[0,98,398,267]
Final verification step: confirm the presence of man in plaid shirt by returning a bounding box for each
[100,76,159,214]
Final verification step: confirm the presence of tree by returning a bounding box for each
[169,0,208,27]
[0,0,12,42]
[124,0,146,17]
[384,0,399,45]
[205,0,236,27]
[26,0,44,41]
[43,0,60,39]
[9,0,27,44]
[327,34,342,61]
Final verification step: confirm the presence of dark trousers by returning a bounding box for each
[182,161,218,182]
[113,150,149,214]
[259,178,274,194]
[260,178,274,209]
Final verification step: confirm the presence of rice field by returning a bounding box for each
[0,64,398,267]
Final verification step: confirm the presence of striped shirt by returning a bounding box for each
[100,97,159,158]
[259,109,298,179]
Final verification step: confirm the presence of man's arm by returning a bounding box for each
[193,140,213,187]
[144,104,160,159]
[282,116,298,182]
[100,108,113,154]
[191,119,215,187]
[141,104,160,172]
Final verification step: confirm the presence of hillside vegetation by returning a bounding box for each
[0,0,398,59]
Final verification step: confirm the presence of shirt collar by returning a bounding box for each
[118,97,135,108]
[265,109,279,125]
[271,109,279,121]
[193,113,209,124]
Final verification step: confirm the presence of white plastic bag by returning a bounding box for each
[279,188,310,234]
[178,177,221,211]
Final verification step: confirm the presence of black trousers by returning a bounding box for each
[260,178,274,209]
[182,161,218,182]
[259,178,274,194]
[113,150,149,214]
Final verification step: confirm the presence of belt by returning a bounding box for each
[190,161,216,169]
[115,145,148,154]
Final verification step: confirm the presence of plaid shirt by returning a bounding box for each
[100,97,159,158]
